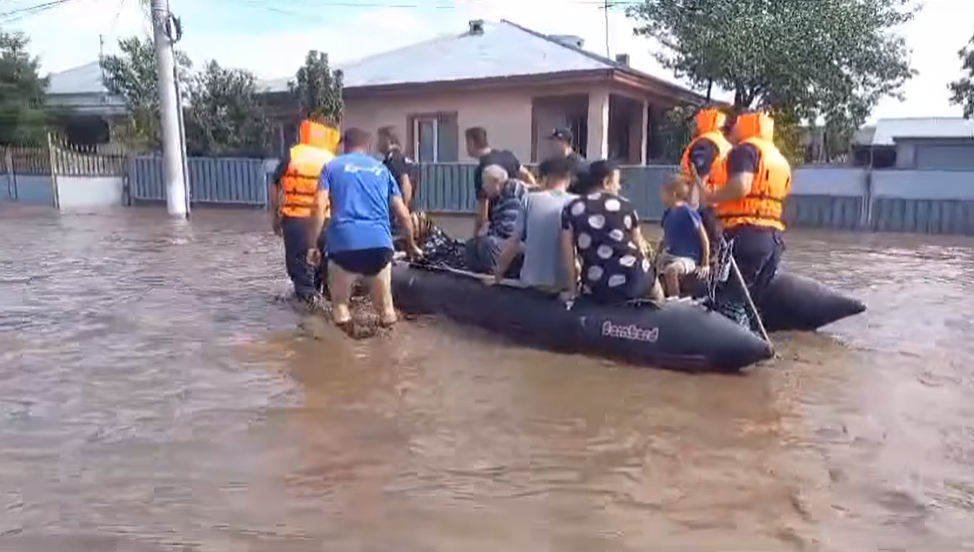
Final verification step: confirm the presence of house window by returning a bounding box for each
[408,112,459,163]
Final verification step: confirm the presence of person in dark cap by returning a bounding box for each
[545,127,588,193]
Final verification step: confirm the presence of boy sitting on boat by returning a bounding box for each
[658,174,711,297]
[464,165,528,276]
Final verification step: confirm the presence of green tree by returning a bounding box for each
[289,50,343,124]
[949,34,974,118]
[0,31,50,146]
[100,36,192,149]
[626,0,916,145]
[185,60,271,157]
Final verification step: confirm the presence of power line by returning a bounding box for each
[0,0,76,23]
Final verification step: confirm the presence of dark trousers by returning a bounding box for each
[464,234,522,277]
[716,225,784,327]
[281,215,327,299]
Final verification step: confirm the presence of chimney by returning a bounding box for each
[615,53,630,66]
[549,34,585,49]
[468,19,484,35]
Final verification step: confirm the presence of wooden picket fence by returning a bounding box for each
[2,135,128,178]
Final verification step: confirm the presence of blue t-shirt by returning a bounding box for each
[320,152,401,253]
[661,202,704,262]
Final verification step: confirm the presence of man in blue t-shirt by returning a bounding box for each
[658,175,711,297]
[318,127,421,328]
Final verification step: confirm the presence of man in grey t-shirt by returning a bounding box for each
[493,156,577,290]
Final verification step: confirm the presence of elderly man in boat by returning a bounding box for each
[463,164,529,276]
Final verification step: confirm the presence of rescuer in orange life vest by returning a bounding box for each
[269,119,340,304]
[680,107,732,242]
[698,111,791,327]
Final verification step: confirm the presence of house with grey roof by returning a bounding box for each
[852,117,974,170]
[263,19,705,163]
[45,61,126,146]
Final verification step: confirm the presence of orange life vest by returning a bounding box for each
[680,108,731,192]
[713,112,791,231]
[279,120,338,218]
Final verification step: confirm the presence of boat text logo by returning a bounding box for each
[601,321,658,342]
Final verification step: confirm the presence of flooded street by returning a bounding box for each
[1,205,973,551]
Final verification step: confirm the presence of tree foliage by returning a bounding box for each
[185,61,271,157]
[948,34,974,119]
[289,50,343,124]
[626,0,916,133]
[100,36,192,149]
[0,31,50,146]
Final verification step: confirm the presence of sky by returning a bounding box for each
[6,0,974,122]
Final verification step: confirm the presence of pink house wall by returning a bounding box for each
[343,89,535,162]
[343,82,636,163]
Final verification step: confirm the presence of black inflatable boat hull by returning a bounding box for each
[391,263,774,372]
[683,270,865,332]
[758,272,866,332]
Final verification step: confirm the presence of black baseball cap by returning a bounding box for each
[548,127,573,143]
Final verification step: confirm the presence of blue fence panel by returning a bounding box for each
[9,175,55,205]
[415,163,478,213]
[870,198,974,235]
[129,155,267,207]
[129,156,165,202]
[0,173,11,201]
[785,196,863,230]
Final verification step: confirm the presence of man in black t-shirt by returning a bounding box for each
[377,126,414,208]
[465,126,536,237]
[544,127,588,193]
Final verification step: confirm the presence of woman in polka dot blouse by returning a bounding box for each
[559,160,663,304]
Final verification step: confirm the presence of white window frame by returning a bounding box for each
[413,116,439,163]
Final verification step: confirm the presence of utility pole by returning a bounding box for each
[150,0,188,217]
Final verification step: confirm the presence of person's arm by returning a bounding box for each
[508,152,536,186]
[560,229,577,294]
[559,206,577,293]
[308,165,330,247]
[694,210,710,267]
[494,197,529,280]
[268,150,291,224]
[632,225,651,256]
[705,144,757,205]
[687,139,717,207]
[473,165,489,236]
[389,154,413,207]
[474,198,489,237]
[626,206,650,254]
[399,173,413,207]
[388,170,419,252]
[517,165,537,186]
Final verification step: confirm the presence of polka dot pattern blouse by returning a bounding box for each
[560,191,653,302]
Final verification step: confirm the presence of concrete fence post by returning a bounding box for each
[46,133,60,209]
[860,167,874,230]
[4,147,16,200]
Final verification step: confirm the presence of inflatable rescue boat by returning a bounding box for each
[390,262,774,372]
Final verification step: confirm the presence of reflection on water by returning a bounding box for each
[1,205,972,551]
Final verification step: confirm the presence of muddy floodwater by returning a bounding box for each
[1,205,973,551]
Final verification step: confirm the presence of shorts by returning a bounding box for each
[328,247,394,277]
[657,252,697,274]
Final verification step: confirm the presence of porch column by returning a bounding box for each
[587,88,610,159]
[638,100,649,165]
